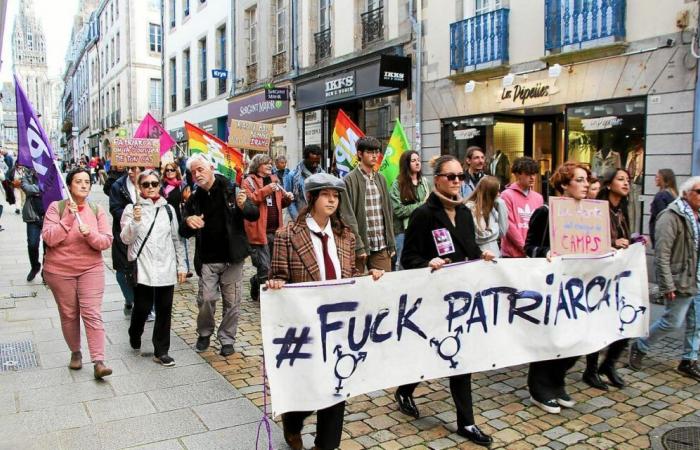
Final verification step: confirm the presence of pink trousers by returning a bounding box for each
[44,269,106,362]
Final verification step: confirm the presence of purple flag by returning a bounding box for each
[15,74,65,210]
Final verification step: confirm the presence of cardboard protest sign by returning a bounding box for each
[549,197,612,256]
[228,119,273,152]
[261,245,648,415]
[112,138,160,167]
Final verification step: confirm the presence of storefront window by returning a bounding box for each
[441,116,492,162]
[566,98,646,177]
[362,94,400,150]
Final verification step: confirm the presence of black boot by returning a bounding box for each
[599,362,625,388]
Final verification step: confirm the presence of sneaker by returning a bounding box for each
[26,265,41,282]
[195,335,210,353]
[628,341,646,370]
[530,396,561,414]
[146,312,155,322]
[556,392,576,408]
[220,344,235,357]
[129,335,141,350]
[678,360,700,381]
[153,354,176,367]
[123,304,133,316]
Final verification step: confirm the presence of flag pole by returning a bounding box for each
[53,160,83,226]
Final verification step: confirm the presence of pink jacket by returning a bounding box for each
[500,183,543,257]
[41,201,113,276]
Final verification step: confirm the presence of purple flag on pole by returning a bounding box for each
[15,74,65,210]
[133,112,176,156]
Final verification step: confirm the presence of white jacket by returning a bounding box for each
[120,196,186,287]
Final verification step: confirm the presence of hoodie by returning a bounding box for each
[500,183,544,257]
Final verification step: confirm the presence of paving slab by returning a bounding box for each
[192,398,263,430]
[147,377,241,411]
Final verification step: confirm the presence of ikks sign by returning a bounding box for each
[497,79,559,107]
[325,72,355,100]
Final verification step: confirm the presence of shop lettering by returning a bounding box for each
[383,71,405,82]
[501,83,550,105]
[325,75,355,98]
[239,100,282,118]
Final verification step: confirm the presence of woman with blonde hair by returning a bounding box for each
[465,175,508,256]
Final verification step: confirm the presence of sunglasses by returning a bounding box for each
[140,181,160,189]
[437,172,467,181]
[164,168,176,173]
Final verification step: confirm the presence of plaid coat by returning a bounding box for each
[270,220,357,283]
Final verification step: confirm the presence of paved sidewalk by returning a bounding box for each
[0,190,284,450]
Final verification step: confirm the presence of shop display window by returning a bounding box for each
[362,95,400,150]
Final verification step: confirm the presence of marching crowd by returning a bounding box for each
[1,136,699,449]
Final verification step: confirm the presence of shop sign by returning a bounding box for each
[379,54,411,89]
[581,116,623,131]
[454,128,480,140]
[497,79,559,108]
[324,72,355,100]
[228,91,290,122]
[212,69,228,79]
[265,87,289,101]
[199,119,217,135]
[228,119,274,152]
[169,127,186,142]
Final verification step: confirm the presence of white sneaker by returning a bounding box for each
[146,312,155,322]
[556,393,576,408]
[530,396,561,414]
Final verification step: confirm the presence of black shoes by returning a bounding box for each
[220,344,235,357]
[129,335,141,351]
[123,304,133,316]
[582,370,609,391]
[599,364,625,388]
[530,396,561,414]
[457,425,492,447]
[195,335,210,353]
[153,354,176,367]
[26,265,40,282]
[678,360,700,381]
[394,390,420,419]
[628,341,645,370]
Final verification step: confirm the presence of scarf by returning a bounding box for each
[677,198,700,284]
[433,190,463,225]
[140,193,161,203]
[163,177,180,196]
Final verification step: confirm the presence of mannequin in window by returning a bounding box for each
[625,144,645,234]
[591,148,621,178]
[488,149,510,190]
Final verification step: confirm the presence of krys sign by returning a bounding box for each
[497,79,559,108]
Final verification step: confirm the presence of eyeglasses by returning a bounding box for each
[140,181,160,189]
[437,172,467,181]
[164,168,176,173]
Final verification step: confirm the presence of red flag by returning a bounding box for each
[134,112,176,156]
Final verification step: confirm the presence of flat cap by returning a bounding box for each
[304,173,345,194]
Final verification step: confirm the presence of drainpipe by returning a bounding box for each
[229,0,237,98]
[292,0,298,77]
[160,0,165,123]
[126,0,134,134]
[693,11,700,175]
[413,0,422,152]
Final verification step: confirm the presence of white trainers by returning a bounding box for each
[530,396,561,414]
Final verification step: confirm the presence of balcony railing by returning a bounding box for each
[450,8,509,71]
[272,51,288,77]
[545,0,626,51]
[200,80,207,101]
[184,87,191,106]
[217,78,226,95]
[314,28,331,63]
[246,63,257,84]
[170,94,177,112]
[361,6,383,48]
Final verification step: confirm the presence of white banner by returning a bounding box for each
[261,245,649,416]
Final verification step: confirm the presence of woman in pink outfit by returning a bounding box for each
[42,168,114,379]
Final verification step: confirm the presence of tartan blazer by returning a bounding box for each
[270,220,357,283]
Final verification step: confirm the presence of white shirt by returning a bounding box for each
[126,176,137,204]
[306,216,342,281]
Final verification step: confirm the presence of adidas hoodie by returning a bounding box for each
[500,183,544,257]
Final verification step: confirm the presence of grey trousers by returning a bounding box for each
[196,262,244,346]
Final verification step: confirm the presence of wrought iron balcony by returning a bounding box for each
[361,6,383,48]
[272,51,288,77]
[184,87,191,106]
[450,8,509,71]
[200,80,207,101]
[314,28,331,63]
[246,63,257,85]
[545,0,626,51]
[217,78,226,95]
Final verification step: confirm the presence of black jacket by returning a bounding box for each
[401,192,482,269]
[162,182,186,225]
[524,205,549,258]
[108,175,133,271]
[180,174,259,275]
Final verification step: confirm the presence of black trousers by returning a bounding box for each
[527,357,579,402]
[129,284,174,357]
[398,374,474,428]
[282,401,345,450]
[586,338,629,371]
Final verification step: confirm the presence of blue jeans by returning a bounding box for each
[395,233,405,270]
[115,270,135,307]
[26,221,42,269]
[637,292,700,360]
[182,237,190,272]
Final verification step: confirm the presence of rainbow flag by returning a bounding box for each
[332,109,364,177]
[379,119,410,188]
[185,121,244,184]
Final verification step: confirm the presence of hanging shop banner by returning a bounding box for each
[261,245,649,416]
[549,198,612,256]
[228,91,290,122]
[228,119,274,152]
[378,54,411,89]
[497,78,559,108]
[112,138,160,167]
[265,87,289,101]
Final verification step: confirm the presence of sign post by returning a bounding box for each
[112,138,160,167]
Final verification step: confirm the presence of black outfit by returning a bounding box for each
[130,284,174,356]
[398,192,482,430]
[179,174,259,275]
[282,403,345,450]
[524,205,580,402]
[108,175,134,273]
[649,190,675,245]
[162,183,185,225]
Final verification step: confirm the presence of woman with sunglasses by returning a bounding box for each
[161,162,192,277]
[121,170,187,366]
[524,161,590,414]
[395,155,495,447]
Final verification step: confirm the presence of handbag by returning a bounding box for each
[128,207,161,287]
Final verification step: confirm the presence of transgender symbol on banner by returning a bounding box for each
[332,109,364,177]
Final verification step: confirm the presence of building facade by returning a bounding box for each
[1,82,18,155]
[421,0,699,235]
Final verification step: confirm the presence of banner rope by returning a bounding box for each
[255,358,274,450]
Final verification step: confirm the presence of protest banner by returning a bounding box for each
[261,244,649,416]
[228,119,274,152]
[549,197,612,256]
[112,138,160,167]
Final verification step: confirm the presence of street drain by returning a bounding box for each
[662,426,700,450]
[0,339,38,372]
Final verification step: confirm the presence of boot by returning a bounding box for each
[93,361,113,379]
[69,351,82,370]
[599,362,625,388]
[582,369,608,391]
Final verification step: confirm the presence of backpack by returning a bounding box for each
[57,199,99,218]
